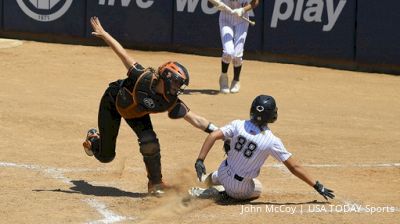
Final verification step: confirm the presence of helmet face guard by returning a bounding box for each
[250,95,278,125]
[158,61,189,96]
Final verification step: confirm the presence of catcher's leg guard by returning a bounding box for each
[138,130,162,186]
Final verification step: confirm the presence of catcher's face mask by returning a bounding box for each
[170,76,187,95]
[158,61,190,96]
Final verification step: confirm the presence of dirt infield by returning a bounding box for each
[0,40,399,223]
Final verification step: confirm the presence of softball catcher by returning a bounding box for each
[83,17,218,195]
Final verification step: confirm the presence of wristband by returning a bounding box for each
[196,158,204,163]
[204,122,218,133]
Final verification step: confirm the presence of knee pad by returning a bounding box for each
[232,57,243,67]
[222,53,233,64]
[138,130,160,157]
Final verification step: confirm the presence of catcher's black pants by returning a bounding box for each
[91,81,162,184]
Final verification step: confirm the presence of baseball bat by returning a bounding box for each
[208,0,256,26]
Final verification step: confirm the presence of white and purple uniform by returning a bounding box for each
[212,120,292,199]
[219,0,252,67]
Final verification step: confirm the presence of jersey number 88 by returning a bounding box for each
[234,136,257,158]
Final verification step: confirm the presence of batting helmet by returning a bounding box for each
[158,61,189,96]
[250,95,278,125]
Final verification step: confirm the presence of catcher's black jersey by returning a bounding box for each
[114,63,189,119]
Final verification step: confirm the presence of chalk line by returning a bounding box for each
[84,199,136,224]
[0,161,136,223]
[264,163,400,169]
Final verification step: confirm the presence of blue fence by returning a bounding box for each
[244,1,264,52]
[263,0,356,61]
[0,0,399,73]
[3,0,85,36]
[86,0,173,44]
[174,0,220,49]
[0,0,3,30]
[356,0,400,65]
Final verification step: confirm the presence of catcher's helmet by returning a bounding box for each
[158,61,189,96]
[250,95,278,125]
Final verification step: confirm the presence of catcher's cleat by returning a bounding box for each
[148,180,172,195]
[230,80,240,93]
[82,128,99,156]
[219,73,230,94]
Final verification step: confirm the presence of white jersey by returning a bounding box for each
[220,0,251,10]
[219,0,252,63]
[220,120,292,178]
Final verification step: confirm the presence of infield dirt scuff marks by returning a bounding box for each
[136,167,216,223]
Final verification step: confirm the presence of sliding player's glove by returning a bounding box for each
[314,181,335,200]
[195,159,206,181]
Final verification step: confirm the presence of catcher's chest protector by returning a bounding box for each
[116,69,177,119]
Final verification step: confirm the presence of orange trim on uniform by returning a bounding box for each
[158,61,187,80]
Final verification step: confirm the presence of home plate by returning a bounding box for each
[0,38,23,49]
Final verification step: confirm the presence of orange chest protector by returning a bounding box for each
[115,69,177,119]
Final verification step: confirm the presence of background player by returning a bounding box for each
[218,0,260,94]
[83,17,219,195]
[194,95,335,200]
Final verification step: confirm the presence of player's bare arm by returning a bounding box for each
[283,156,316,187]
[184,111,218,133]
[245,0,260,12]
[197,130,224,161]
[194,130,224,180]
[90,16,136,70]
[284,156,335,200]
